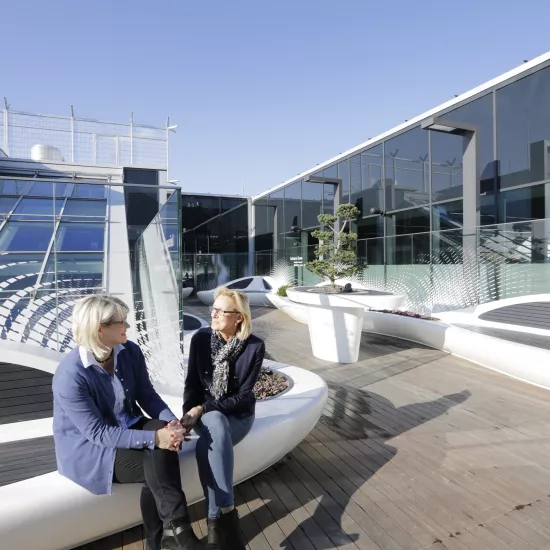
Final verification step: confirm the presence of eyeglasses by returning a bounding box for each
[210,306,239,317]
[103,319,130,327]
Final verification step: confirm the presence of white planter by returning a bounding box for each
[266,294,308,324]
[287,287,365,363]
[182,287,194,298]
[362,310,449,349]
[0,361,328,550]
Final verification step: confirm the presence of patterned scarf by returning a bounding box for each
[209,331,246,400]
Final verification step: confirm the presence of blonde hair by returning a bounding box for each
[214,287,252,340]
[72,294,129,358]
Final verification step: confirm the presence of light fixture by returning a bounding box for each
[421,117,477,136]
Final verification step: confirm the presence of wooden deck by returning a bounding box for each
[63,301,550,549]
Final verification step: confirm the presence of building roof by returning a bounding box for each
[253,50,550,201]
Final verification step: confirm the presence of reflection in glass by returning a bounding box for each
[42,253,104,287]
[27,181,69,198]
[323,183,336,215]
[337,160,349,200]
[0,222,54,251]
[0,179,31,195]
[0,197,17,214]
[387,207,430,236]
[431,133,463,201]
[432,201,463,231]
[63,199,107,217]
[269,190,284,246]
[13,198,63,219]
[499,185,546,223]
[283,181,301,233]
[55,223,105,251]
[0,253,43,285]
[497,67,550,188]
[385,127,429,210]
[72,184,106,199]
[444,94,494,194]
[353,145,383,215]
[302,181,322,229]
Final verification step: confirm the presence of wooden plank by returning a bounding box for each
[121,525,144,550]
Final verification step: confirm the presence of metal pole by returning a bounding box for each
[3,97,10,156]
[70,105,75,162]
[130,112,134,165]
[166,117,170,181]
[115,135,120,165]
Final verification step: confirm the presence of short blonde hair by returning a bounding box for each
[214,287,252,340]
[72,294,129,358]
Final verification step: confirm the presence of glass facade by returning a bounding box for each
[252,61,550,274]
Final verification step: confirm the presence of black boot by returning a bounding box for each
[161,517,204,550]
[206,517,220,549]
[217,509,246,550]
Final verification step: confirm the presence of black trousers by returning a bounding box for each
[113,418,189,550]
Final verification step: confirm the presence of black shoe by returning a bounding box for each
[217,509,246,550]
[161,517,204,550]
[206,517,220,549]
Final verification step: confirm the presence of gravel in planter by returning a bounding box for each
[369,309,440,321]
[254,367,290,400]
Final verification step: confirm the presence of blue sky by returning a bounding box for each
[2,0,550,197]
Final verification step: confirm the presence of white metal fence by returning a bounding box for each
[0,106,169,168]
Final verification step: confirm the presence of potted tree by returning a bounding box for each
[286,203,394,363]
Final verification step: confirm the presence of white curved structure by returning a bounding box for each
[362,307,550,391]
[266,294,308,324]
[0,357,327,550]
[287,285,407,363]
[182,287,194,298]
[196,276,278,306]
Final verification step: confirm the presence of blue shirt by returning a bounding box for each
[53,340,177,495]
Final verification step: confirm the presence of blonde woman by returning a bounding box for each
[182,288,265,550]
[52,295,204,550]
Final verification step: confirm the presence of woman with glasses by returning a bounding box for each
[52,294,204,550]
[182,288,265,550]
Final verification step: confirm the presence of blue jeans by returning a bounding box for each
[194,411,255,519]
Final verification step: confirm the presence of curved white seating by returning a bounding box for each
[0,361,327,550]
[361,308,550,390]
[437,293,550,337]
[196,276,278,307]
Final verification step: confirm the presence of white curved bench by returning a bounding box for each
[0,362,327,550]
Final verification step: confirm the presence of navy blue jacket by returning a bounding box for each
[183,328,265,418]
[52,341,177,495]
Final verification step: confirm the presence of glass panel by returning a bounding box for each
[12,198,63,219]
[0,222,54,251]
[42,253,104,288]
[269,190,284,244]
[27,181,68,198]
[431,133,463,201]
[354,144,384,215]
[356,216,383,239]
[283,181,301,233]
[337,160,350,201]
[323,183,335,214]
[499,184,546,223]
[62,199,107,217]
[432,200,463,231]
[0,197,17,214]
[445,94,494,194]
[55,223,105,251]
[135,191,183,386]
[387,206,430,236]
[480,194,498,226]
[497,67,550,189]
[350,155,361,197]
[385,127,429,210]
[0,179,31,195]
[227,277,253,289]
[302,181,322,229]
[72,183,106,199]
[253,198,273,251]
[182,195,220,230]
[0,253,43,285]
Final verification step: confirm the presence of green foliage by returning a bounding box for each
[305,203,364,287]
[276,284,292,297]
